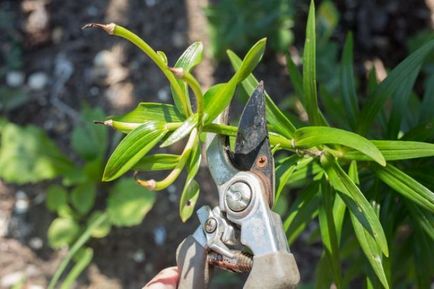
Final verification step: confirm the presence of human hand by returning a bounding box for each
[143,267,179,289]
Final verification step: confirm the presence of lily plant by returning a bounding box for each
[84,1,434,288]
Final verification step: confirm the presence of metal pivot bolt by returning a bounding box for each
[204,217,217,233]
[225,182,252,212]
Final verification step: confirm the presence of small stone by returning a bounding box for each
[1,272,24,288]
[28,285,44,289]
[14,191,29,214]
[132,249,145,263]
[145,0,158,7]
[29,237,43,250]
[172,31,185,48]
[28,72,49,91]
[153,225,167,246]
[157,87,170,101]
[6,71,25,87]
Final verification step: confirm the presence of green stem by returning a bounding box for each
[85,23,191,116]
[48,213,108,289]
[180,70,204,125]
[203,123,294,150]
[137,128,199,191]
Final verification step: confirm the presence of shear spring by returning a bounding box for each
[208,251,253,273]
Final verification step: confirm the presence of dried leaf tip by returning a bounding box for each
[169,67,185,78]
[82,23,116,35]
[94,120,113,127]
[136,178,156,191]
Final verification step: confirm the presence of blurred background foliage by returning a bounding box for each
[0,0,433,289]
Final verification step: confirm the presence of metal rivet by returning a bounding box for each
[225,182,252,212]
[204,217,217,233]
[256,155,267,168]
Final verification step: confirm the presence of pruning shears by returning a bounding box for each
[176,82,300,289]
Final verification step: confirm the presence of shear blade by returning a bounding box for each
[233,81,267,170]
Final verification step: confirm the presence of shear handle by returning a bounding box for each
[176,235,210,289]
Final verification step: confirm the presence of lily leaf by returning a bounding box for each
[227,50,296,138]
[171,42,204,111]
[342,140,434,161]
[303,0,326,125]
[113,102,184,123]
[350,213,390,289]
[340,32,359,128]
[204,38,266,123]
[134,154,180,171]
[294,126,386,166]
[234,38,266,83]
[358,39,434,134]
[103,122,167,181]
[322,156,389,256]
[318,181,342,288]
[180,135,201,222]
[284,182,321,244]
[374,164,434,212]
[160,114,198,147]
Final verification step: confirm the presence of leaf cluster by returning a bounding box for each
[84,2,433,287]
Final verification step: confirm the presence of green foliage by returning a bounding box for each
[84,1,434,288]
[0,122,72,184]
[205,0,294,59]
[1,105,157,288]
[107,179,156,226]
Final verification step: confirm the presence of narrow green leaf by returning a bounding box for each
[160,114,198,147]
[174,41,203,71]
[180,136,201,222]
[203,39,266,124]
[294,126,386,166]
[227,50,296,138]
[275,155,299,202]
[419,74,434,123]
[171,42,204,112]
[350,213,390,289]
[284,182,321,244]
[342,140,434,161]
[234,38,266,83]
[318,181,342,287]
[374,164,434,212]
[48,213,108,289]
[358,39,434,134]
[347,161,390,289]
[203,82,236,124]
[387,70,420,138]
[103,122,167,181]
[285,157,323,186]
[286,55,304,102]
[156,51,168,64]
[332,194,346,243]
[71,182,96,215]
[113,102,185,123]
[322,156,389,256]
[180,180,200,223]
[134,154,180,171]
[406,203,434,240]
[340,32,359,128]
[303,1,325,125]
[59,247,93,289]
[108,179,156,227]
